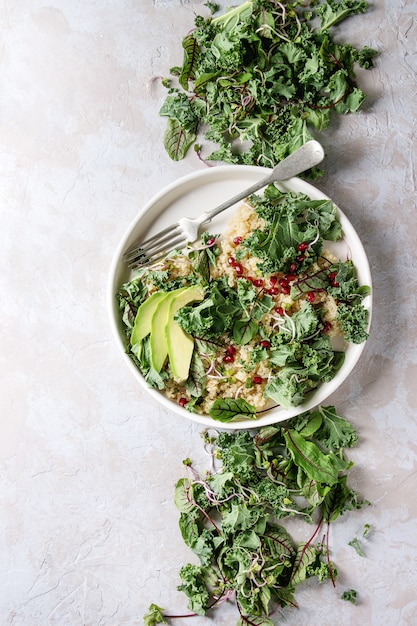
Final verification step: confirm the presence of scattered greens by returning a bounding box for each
[341,588,358,604]
[159,0,377,168]
[348,522,371,556]
[145,405,369,624]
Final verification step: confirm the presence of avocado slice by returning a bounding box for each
[131,285,205,378]
[165,285,205,382]
[131,291,166,346]
[149,290,184,373]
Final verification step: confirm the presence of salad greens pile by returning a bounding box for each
[144,405,368,625]
[159,0,377,168]
[117,185,370,420]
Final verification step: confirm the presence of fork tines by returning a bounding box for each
[123,224,186,268]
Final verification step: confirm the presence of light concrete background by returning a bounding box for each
[1,1,416,624]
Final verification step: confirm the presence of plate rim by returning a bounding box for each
[107,164,372,430]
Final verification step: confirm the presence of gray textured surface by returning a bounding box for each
[1,1,416,624]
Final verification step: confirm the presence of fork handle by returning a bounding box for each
[198,140,324,225]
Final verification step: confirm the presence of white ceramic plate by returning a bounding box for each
[108,165,372,430]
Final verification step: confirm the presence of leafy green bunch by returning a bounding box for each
[145,405,368,625]
[159,0,377,168]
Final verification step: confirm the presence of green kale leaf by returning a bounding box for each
[316,0,368,31]
[337,302,369,343]
[144,604,166,626]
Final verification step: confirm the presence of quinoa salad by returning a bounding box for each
[117,184,370,423]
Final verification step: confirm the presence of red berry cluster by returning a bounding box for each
[223,344,236,364]
[328,271,340,287]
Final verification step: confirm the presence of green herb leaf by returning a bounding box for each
[284,428,349,485]
[174,477,195,514]
[177,564,212,615]
[178,34,200,90]
[341,588,358,604]
[312,405,358,449]
[337,302,369,344]
[317,0,368,31]
[290,543,318,586]
[233,317,258,345]
[348,536,365,557]
[162,116,196,161]
[144,604,166,626]
[209,397,257,422]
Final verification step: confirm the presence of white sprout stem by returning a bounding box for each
[234,384,244,399]
[310,224,321,246]
[191,235,220,252]
[283,310,296,341]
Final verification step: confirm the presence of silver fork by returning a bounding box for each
[124,140,324,268]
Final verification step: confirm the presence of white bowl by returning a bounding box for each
[107,165,372,430]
